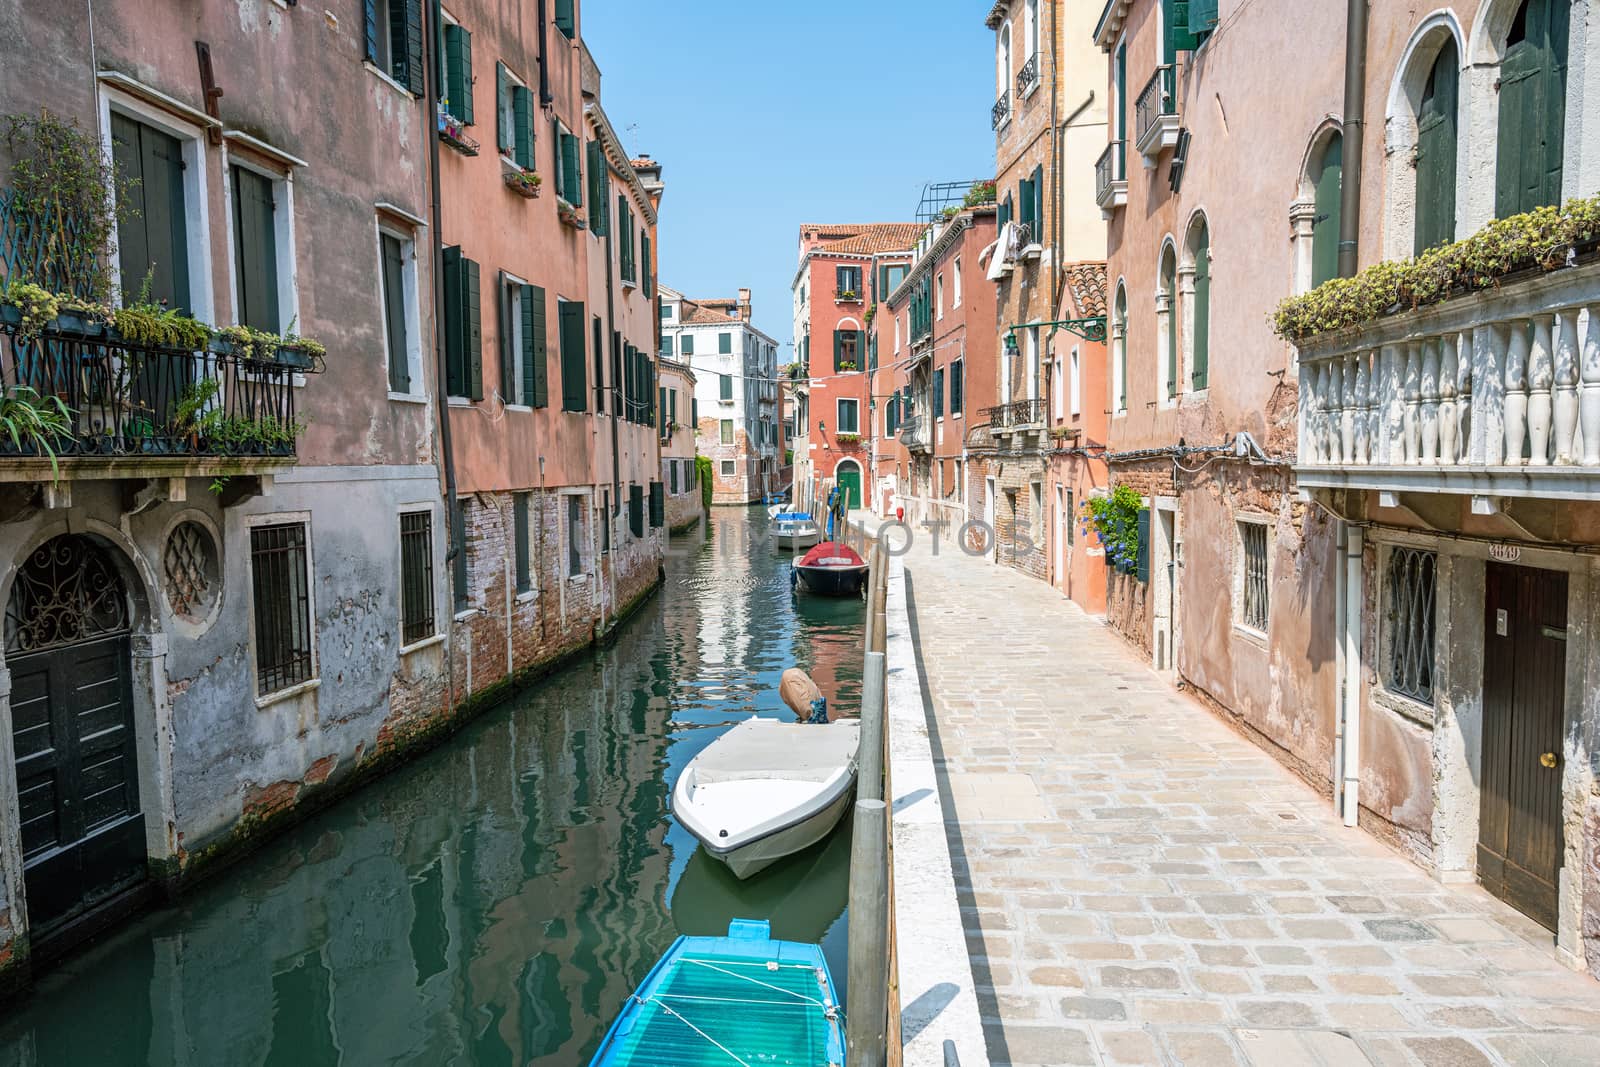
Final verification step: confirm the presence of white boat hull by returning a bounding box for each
[704,784,853,879]
[776,524,821,551]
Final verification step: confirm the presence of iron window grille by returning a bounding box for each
[1385,547,1437,703]
[567,496,583,576]
[1239,522,1269,632]
[399,511,435,644]
[513,494,532,593]
[250,523,314,694]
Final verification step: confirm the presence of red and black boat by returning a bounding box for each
[791,541,870,596]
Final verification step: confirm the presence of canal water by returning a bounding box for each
[0,509,863,1066]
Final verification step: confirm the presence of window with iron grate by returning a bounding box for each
[250,522,314,694]
[1384,547,1437,703]
[399,511,435,644]
[1238,521,1269,632]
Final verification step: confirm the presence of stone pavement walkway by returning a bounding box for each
[898,533,1600,1067]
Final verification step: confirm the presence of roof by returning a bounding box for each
[1064,262,1108,319]
[800,223,924,257]
[679,301,742,325]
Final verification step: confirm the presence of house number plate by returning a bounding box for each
[1489,544,1521,562]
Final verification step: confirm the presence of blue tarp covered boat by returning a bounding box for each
[588,918,845,1066]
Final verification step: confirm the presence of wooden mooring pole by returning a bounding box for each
[846,797,889,1067]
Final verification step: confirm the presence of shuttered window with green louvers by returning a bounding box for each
[1163,0,1200,59]
[649,482,664,528]
[556,127,582,205]
[629,484,645,538]
[559,299,586,411]
[554,0,575,38]
[443,23,473,123]
[1188,0,1219,39]
[365,0,425,95]
[1495,0,1567,219]
[642,232,653,297]
[523,284,545,407]
[1414,38,1459,254]
[512,85,533,170]
[588,141,609,234]
[442,245,482,400]
[1310,133,1342,288]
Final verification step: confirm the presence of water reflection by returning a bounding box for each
[0,509,862,1066]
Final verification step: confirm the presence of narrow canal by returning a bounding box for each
[0,509,862,1066]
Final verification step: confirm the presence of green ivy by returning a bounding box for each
[696,454,713,511]
[1087,485,1142,575]
[1272,194,1600,343]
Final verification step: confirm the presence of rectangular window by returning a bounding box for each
[231,166,281,333]
[442,245,483,400]
[933,367,945,418]
[837,398,859,434]
[592,316,606,413]
[567,495,583,576]
[1067,490,1076,545]
[681,333,695,356]
[950,358,964,414]
[513,493,532,594]
[400,511,435,644]
[554,0,575,37]
[720,374,733,401]
[498,276,526,405]
[936,274,944,319]
[721,460,735,476]
[1070,346,1081,415]
[441,21,474,123]
[881,263,908,295]
[719,332,732,354]
[662,334,674,356]
[720,419,734,444]
[250,522,314,694]
[554,123,581,205]
[1238,521,1270,632]
[953,258,963,307]
[558,298,586,411]
[835,265,861,296]
[601,490,611,553]
[380,231,414,394]
[365,0,424,94]
[1385,548,1437,703]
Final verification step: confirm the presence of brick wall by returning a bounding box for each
[1102,460,1175,649]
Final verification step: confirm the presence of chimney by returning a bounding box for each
[737,288,752,321]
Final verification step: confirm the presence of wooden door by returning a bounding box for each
[1478,561,1567,930]
[1495,0,1569,218]
[110,113,190,312]
[1414,38,1459,254]
[836,465,861,510]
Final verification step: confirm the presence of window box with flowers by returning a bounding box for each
[502,166,541,199]
[836,360,858,372]
[437,106,480,156]
[835,432,861,447]
[556,199,586,229]
[834,289,861,303]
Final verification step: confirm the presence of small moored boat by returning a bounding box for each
[792,541,870,597]
[773,511,822,551]
[671,716,860,880]
[588,918,844,1067]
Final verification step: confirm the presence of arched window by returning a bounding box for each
[1415,37,1459,252]
[1025,0,1039,58]
[1310,132,1342,286]
[1158,242,1178,402]
[1184,216,1210,391]
[1496,0,1568,218]
[1113,283,1128,415]
[997,23,1012,97]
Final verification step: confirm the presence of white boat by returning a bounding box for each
[671,717,860,880]
[773,511,821,551]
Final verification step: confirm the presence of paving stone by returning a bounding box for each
[1137,996,1228,1024]
[1236,1028,1373,1067]
[1254,946,1313,966]
[1100,1028,1163,1065]
[1238,1000,1322,1027]
[1326,895,1387,914]
[1057,994,1127,1021]
[1329,972,1400,996]
[1365,918,1437,942]
[1195,944,1253,967]
[1165,1030,1246,1067]
[1261,973,1320,994]
[1404,1036,1493,1066]
[1194,970,1252,994]
[1099,965,1183,990]
[1411,973,1495,997]
[1026,966,1086,988]
[993,1024,1099,1066]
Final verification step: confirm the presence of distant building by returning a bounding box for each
[661,286,780,504]
[657,356,702,530]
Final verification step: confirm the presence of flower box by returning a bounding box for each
[437,109,480,156]
[503,169,542,198]
[557,200,587,229]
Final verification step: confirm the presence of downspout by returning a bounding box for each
[603,160,621,534]
[536,0,552,105]
[424,0,462,708]
[1342,524,1364,826]
[1336,0,1368,279]
[1049,0,1061,317]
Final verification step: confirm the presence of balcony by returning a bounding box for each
[1016,54,1039,99]
[991,90,1011,131]
[983,398,1047,430]
[1296,260,1600,503]
[1095,142,1127,214]
[0,321,301,482]
[900,415,930,453]
[1134,65,1180,163]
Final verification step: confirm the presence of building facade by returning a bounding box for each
[791,224,918,511]
[662,286,779,505]
[657,356,702,531]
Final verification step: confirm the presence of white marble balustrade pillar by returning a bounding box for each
[1582,308,1600,465]
[1365,349,1381,465]
[1353,350,1372,464]
[1553,309,1580,464]
[1402,342,1421,464]
[1456,330,1472,460]
[1528,316,1554,465]
[1341,351,1359,463]
[1476,324,1506,465]
[1420,338,1440,464]
[1439,334,1458,465]
[1324,359,1343,463]
[1504,321,1530,465]
[1383,345,1405,464]
[1298,361,1314,462]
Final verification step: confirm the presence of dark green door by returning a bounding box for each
[1495,0,1569,219]
[6,536,144,936]
[836,465,861,510]
[1311,133,1342,287]
[111,114,190,312]
[231,166,279,332]
[1415,39,1459,254]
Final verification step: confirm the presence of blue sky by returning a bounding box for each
[582,1,996,348]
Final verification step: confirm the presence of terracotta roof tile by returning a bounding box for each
[1063,262,1108,319]
[810,223,923,257]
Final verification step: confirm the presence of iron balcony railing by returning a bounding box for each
[0,322,299,461]
[1095,141,1126,209]
[991,90,1011,130]
[982,398,1047,429]
[1135,65,1177,148]
[1016,54,1039,97]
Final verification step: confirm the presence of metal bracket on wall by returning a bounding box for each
[1005,316,1108,349]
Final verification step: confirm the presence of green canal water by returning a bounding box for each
[0,509,863,1066]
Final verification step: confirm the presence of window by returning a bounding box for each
[717,332,731,355]
[720,459,736,477]
[496,64,534,169]
[442,246,483,400]
[997,21,1012,96]
[1496,0,1568,219]
[1052,356,1064,420]
[681,333,695,356]
[565,495,584,576]
[1385,547,1437,703]
[111,114,194,315]
[1159,242,1178,400]
[513,493,532,593]
[441,19,474,123]
[554,122,581,205]
[720,419,734,444]
[879,263,908,296]
[363,0,424,94]
[953,258,962,307]
[250,522,314,695]
[1415,38,1459,254]
[835,265,861,297]
[1309,132,1342,288]
[893,316,900,352]
[1070,346,1081,416]
[592,317,606,413]
[558,298,586,411]
[602,491,612,552]
[933,367,945,418]
[936,274,944,319]
[950,358,964,415]
[617,195,637,281]
[837,398,859,434]
[835,329,861,370]
[1238,521,1269,632]
[1188,217,1210,390]
[720,374,733,401]
[662,334,674,356]
[400,511,434,644]
[498,275,528,405]
[231,165,283,333]
[380,229,418,395]
[1030,481,1043,542]
[554,0,575,37]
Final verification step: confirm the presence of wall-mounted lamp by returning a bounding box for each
[818,420,826,435]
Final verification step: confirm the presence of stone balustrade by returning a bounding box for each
[1296,262,1600,498]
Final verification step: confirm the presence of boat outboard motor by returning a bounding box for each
[779,667,826,723]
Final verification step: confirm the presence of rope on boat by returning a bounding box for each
[680,958,827,1007]
[636,995,752,1066]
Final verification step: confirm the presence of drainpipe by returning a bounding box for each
[1341,524,1364,826]
[1049,1,1061,309]
[424,0,462,707]
[1336,0,1368,279]
[602,158,622,531]
[536,0,552,105]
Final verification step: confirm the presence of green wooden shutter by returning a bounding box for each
[442,245,464,396]
[554,0,574,37]
[832,329,842,367]
[381,234,410,393]
[561,132,581,205]
[520,283,538,405]
[1165,0,1200,59]
[402,0,425,94]
[232,166,279,333]
[719,332,732,355]
[649,482,664,528]
[559,300,586,411]
[855,330,865,366]
[1163,258,1178,397]
[444,24,470,120]
[363,0,379,62]
[1189,0,1218,33]
[1115,44,1127,158]
[629,484,644,537]
[1414,39,1459,255]
[1136,509,1151,582]
[642,232,653,297]
[618,194,630,277]
[464,257,482,400]
[587,142,608,234]
[1192,226,1210,390]
[513,85,533,170]
[1017,176,1034,230]
[496,64,510,151]
[1031,165,1044,233]
[934,368,944,417]
[497,272,514,403]
[952,360,963,412]
[1311,133,1342,288]
[1495,0,1567,219]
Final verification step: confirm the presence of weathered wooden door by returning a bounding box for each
[1478,561,1567,930]
[836,465,861,510]
[1495,0,1569,219]
[1414,38,1459,254]
[5,536,145,935]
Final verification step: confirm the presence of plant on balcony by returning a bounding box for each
[557,199,586,229]
[863,305,875,326]
[503,168,542,198]
[1086,484,1142,575]
[963,179,997,208]
[835,432,861,446]
[0,278,59,339]
[113,301,211,351]
[837,360,858,371]
[214,323,327,370]
[835,289,859,302]
[437,107,479,156]
[0,384,71,477]
[1272,193,1600,342]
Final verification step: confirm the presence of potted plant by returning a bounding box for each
[837,360,858,372]
[557,199,586,229]
[0,383,72,475]
[437,106,480,156]
[0,278,60,339]
[836,432,861,446]
[504,168,542,198]
[835,289,859,302]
